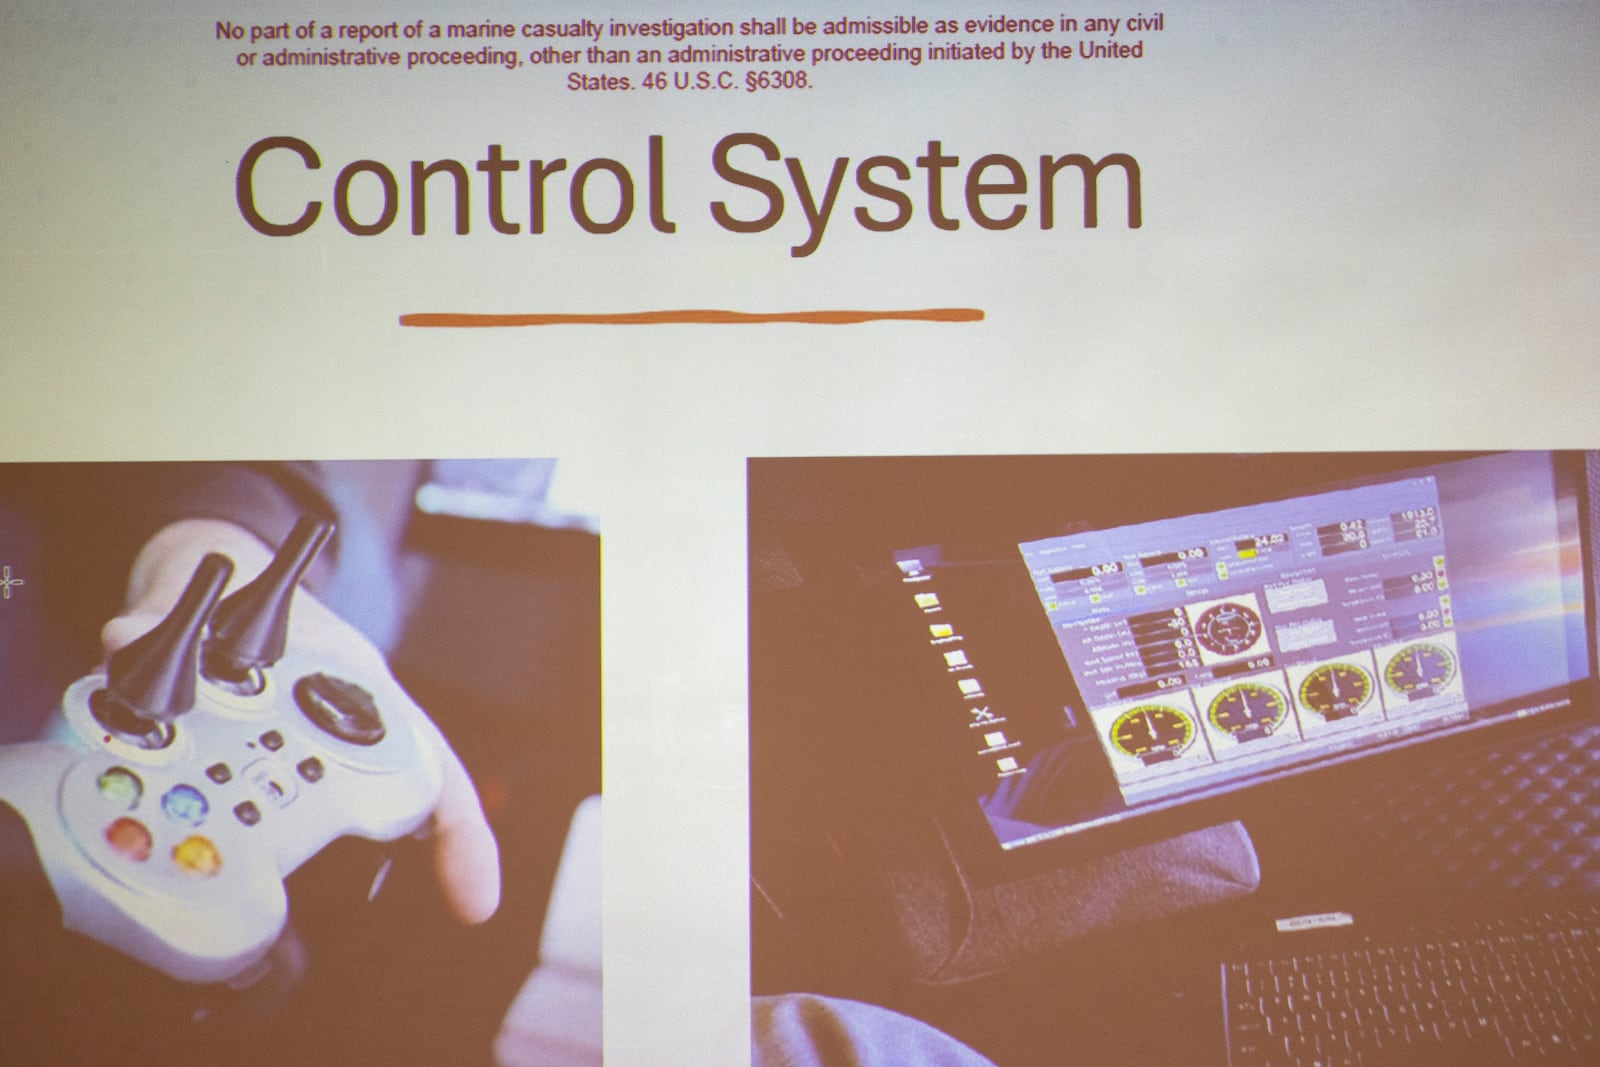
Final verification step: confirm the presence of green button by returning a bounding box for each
[97,766,143,811]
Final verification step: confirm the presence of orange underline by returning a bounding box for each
[398,308,985,328]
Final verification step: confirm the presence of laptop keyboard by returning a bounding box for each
[1221,902,1600,1065]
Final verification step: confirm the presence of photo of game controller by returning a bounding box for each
[0,517,446,983]
[0,460,599,1064]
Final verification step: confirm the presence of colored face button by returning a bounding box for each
[161,784,210,827]
[96,766,144,810]
[105,817,153,862]
[297,756,324,783]
[172,835,222,877]
[259,730,285,752]
[233,801,261,826]
[206,763,233,784]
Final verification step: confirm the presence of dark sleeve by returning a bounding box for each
[752,995,1000,1067]
[14,461,340,671]
[115,461,338,576]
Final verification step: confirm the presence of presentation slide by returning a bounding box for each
[3,2,1596,1063]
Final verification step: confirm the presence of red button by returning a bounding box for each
[105,817,153,862]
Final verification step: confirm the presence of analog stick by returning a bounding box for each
[91,553,234,749]
[293,673,386,746]
[204,516,333,691]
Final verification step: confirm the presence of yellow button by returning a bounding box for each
[172,835,223,878]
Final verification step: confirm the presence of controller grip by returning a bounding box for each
[0,799,249,1061]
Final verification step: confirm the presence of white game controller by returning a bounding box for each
[0,518,443,984]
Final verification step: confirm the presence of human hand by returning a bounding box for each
[101,518,500,924]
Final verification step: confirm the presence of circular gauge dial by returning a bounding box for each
[1297,662,1374,720]
[1208,681,1288,740]
[1110,704,1196,765]
[1385,642,1456,699]
[1193,603,1263,657]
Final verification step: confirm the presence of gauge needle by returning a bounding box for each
[1145,711,1156,739]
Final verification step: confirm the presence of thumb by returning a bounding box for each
[100,610,166,657]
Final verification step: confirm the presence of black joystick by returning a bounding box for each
[90,553,234,749]
[203,517,333,693]
[294,673,386,746]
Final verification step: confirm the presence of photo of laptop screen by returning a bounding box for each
[894,452,1592,854]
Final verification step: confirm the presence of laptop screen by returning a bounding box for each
[889,452,1592,854]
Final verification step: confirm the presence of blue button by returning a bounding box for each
[161,784,210,826]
